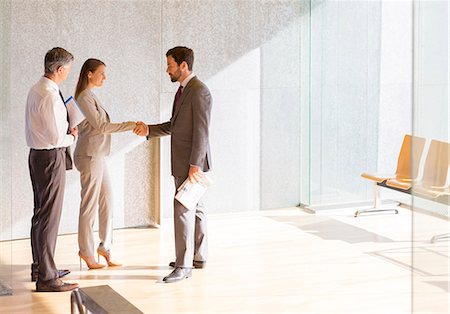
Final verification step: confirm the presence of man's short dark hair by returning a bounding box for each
[166,46,194,71]
[44,47,74,74]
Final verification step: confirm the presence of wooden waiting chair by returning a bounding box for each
[387,140,450,243]
[355,135,426,217]
[387,140,450,193]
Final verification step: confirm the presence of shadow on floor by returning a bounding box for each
[424,280,449,293]
[267,215,394,244]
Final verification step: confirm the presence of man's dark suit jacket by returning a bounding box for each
[148,76,212,177]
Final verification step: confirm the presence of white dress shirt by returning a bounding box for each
[25,76,74,149]
[181,72,195,89]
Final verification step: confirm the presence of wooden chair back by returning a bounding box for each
[395,135,426,180]
[421,140,450,189]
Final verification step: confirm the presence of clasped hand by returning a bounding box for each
[133,121,149,136]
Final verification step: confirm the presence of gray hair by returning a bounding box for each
[44,47,74,74]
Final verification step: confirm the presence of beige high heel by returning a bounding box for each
[78,252,106,270]
[97,247,122,267]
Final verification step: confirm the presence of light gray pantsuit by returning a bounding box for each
[74,155,113,256]
[74,89,135,257]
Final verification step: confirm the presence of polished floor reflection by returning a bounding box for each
[0,207,448,313]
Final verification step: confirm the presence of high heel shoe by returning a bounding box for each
[78,252,106,270]
[97,247,122,267]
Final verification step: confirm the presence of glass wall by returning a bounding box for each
[303,0,414,209]
[304,1,449,312]
[0,0,12,296]
[412,0,449,312]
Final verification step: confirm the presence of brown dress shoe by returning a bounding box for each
[31,269,71,282]
[169,260,206,269]
[36,278,79,292]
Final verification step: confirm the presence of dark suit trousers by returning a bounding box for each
[174,176,208,268]
[29,148,66,282]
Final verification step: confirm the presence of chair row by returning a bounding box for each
[355,135,450,218]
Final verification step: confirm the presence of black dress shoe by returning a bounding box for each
[31,269,71,282]
[169,260,206,269]
[36,278,79,292]
[163,267,192,283]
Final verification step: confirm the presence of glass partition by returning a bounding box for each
[412,0,449,312]
[0,0,13,296]
[303,0,414,210]
[299,0,311,206]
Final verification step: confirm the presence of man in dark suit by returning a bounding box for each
[134,46,212,283]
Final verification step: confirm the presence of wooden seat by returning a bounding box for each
[355,135,426,217]
[387,140,450,243]
[411,141,450,213]
[387,140,450,194]
[362,134,426,184]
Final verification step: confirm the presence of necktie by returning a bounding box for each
[59,91,70,131]
[175,85,183,103]
[59,90,73,170]
[59,90,65,102]
[172,85,183,116]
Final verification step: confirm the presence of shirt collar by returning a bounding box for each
[180,72,195,89]
[40,76,60,92]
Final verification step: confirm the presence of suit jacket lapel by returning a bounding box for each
[172,76,196,124]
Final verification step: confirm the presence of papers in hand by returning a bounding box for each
[65,96,85,128]
[175,174,212,211]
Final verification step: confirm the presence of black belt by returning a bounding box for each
[30,147,66,152]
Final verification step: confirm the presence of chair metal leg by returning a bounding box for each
[354,183,399,217]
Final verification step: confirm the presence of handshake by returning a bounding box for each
[133,121,149,137]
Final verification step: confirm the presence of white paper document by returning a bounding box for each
[175,174,212,211]
[65,96,85,128]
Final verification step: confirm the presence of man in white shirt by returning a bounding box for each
[25,47,79,292]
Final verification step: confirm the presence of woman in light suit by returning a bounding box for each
[74,58,136,269]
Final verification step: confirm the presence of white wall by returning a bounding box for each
[160,0,304,217]
[0,0,305,239]
[378,1,413,173]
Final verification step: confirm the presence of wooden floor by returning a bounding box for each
[0,207,448,313]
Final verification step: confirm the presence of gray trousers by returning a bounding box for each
[74,156,113,257]
[174,176,208,268]
[29,148,66,282]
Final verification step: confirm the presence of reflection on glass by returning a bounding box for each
[0,0,12,296]
[306,0,413,209]
[412,1,449,312]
